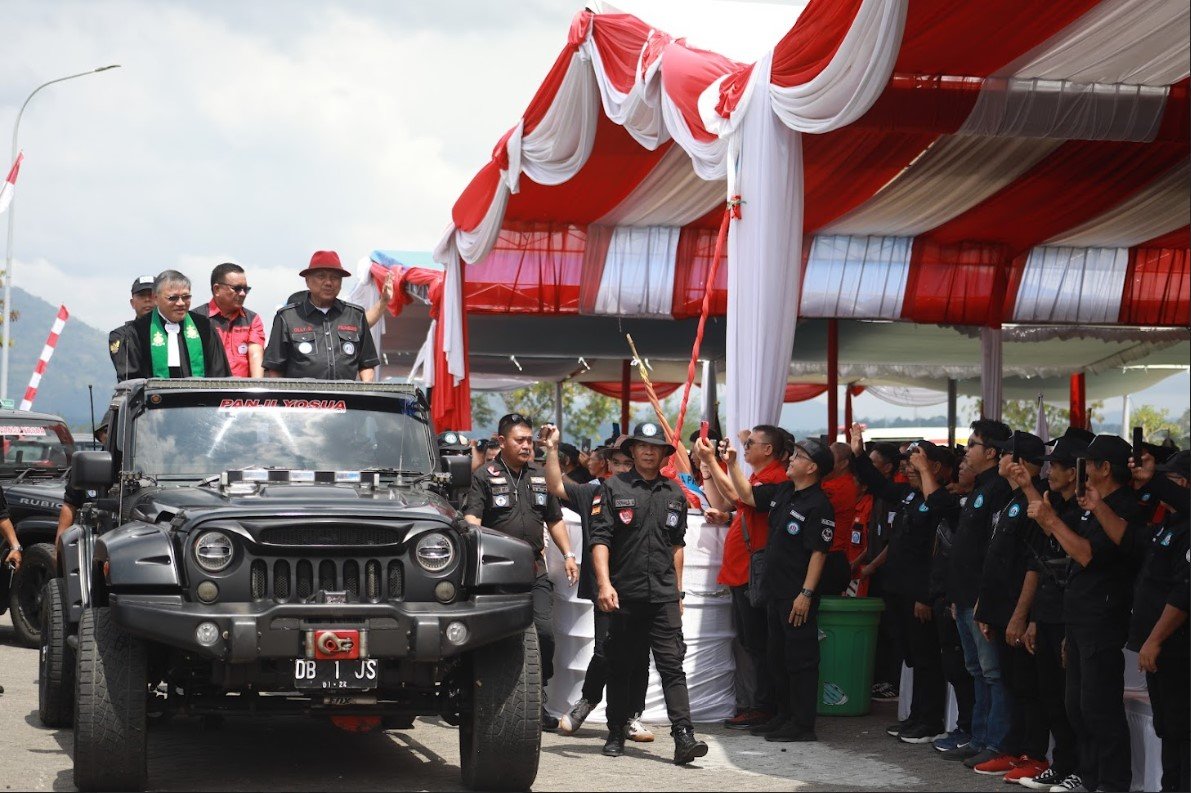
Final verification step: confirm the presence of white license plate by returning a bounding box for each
[293,658,379,690]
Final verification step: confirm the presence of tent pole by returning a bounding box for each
[827,319,839,441]
[620,359,631,434]
[1069,372,1087,430]
[980,327,1003,422]
[844,381,854,438]
[947,378,957,447]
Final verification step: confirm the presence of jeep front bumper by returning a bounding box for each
[106,593,533,662]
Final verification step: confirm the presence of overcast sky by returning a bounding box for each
[3,1,1185,420]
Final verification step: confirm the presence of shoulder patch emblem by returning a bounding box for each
[918,502,929,512]
[821,525,833,543]
[109,338,121,354]
[487,465,501,476]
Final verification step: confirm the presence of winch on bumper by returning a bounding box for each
[106,592,533,662]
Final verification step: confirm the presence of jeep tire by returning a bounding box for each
[74,607,148,792]
[8,542,56,647]
[459,627,542,792]
[38,578,74,727]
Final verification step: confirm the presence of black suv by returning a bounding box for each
[0,408,76,646]
[43,379,541,791]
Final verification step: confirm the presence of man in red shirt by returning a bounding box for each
[820,441,859,596]
[194,262,265,378]
[696,425,789,730]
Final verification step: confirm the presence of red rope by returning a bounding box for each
[672,196,738,440]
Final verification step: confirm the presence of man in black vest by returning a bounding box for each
[108,274,157,380]
[118,270,230,380]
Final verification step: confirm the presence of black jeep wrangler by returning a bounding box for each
[0,408,76,646]
[44,379,541,791]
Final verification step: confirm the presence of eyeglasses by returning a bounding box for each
[744,438,771,449]
[164,294,192,303]
[966,440,986,449]
[217,283,252,295]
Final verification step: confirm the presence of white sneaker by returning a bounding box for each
[558,699,593,735]
[1048,774,1087,792]
[1020,768,1064,790]
[624,714,655,742]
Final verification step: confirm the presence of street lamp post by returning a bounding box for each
[2,64,120,402]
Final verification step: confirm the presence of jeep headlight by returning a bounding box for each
[194,531,234,573]
[415,532,454,573]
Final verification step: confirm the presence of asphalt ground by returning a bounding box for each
[0,612,1008,792]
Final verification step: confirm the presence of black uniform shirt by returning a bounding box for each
[752,480,835,601]
[562,479,601,602]
[854,453,952,602]
[263,297,379,380]
[1027,490,1081,625]
[941,466,1013,608]
[1127,512,1189,655]
[107,320,138,380]
[1063,485,1143,626]
[465,458,562,556]
[589,469,687,603]
[976,486,1037,629]
[0,486,9,521]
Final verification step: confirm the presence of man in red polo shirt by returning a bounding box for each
[193,262,265,378]
[696,425,789,730]
[820,441,859,596]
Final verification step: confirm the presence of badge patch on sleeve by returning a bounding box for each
[666,511,679,527]
[821,526,833,543]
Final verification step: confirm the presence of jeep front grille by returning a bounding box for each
[250,557,404,604]
[259,525,402,546]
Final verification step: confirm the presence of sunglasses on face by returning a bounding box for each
[744,439,771,449]
[218,283,252,294]
[164,294,192,303]
[967,440,986,449]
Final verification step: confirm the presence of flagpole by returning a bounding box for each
[2,65,120,402]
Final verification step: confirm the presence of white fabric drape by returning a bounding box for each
[435,240,467,384]
[864,384,948,408]
[593,226,681,316]
[825,136,1061,236]
[347,256,384,373]
[582,28,671,150]
[597,144,724,226]
[659,80,729,181]
[800,234,911,319]
[958,77,1169,141]
[1013,246,1130,324]
[726,53,804,435]
[518,54,602,188]
[1049,160,1191,247]
[407,319,436,387]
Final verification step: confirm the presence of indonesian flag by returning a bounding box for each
[0,152,21,216]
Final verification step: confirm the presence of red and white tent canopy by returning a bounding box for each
[424,0,1189,430]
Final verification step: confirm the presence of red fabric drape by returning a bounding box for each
[1119,244,1191,326]
[784,384,865,403]
[1069,373,1087,431]
[578,224,615,315]
[770,0,863,87]
[429,268,472,431]
[900,241,1010,325]
[584,381,681,401]
[672,226,729,319]
[1140,225,1190,250]
[855,74,983,133]
[465,223,585,314]
[589,13,655,93]
[657,43,741,144]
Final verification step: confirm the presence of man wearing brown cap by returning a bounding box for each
[108,274,157,379]
[264,251,379,381]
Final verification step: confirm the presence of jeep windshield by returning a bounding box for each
[1,418,75,476]
[129,393,434,479]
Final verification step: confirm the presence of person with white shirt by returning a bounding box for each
[119,270,230,380]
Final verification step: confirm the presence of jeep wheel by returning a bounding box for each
[73,608,148,792]
[8,542,55,647]
[459,627,542,792]
[38,578,74,728]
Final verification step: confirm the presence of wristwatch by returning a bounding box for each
[800,587,815,598]
[563,552,577,561]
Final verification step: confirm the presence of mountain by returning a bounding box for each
[6,286,116,428]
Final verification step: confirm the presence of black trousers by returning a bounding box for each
[1065,621,1131,792]
[1034,621,1077,776]
[581,607,648,714]
[934,599,974,734]
[1148,651,1190,793]
[730,585,775,712]
[869,572,904,687]
[994,630,1049,760]
[604,600,691,732]
[889,593,946,732]
[819,551,851,597]
[766,597,820,735]
[532,571,555,684]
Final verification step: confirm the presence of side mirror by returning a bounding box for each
[70,451,114,491]
[445,455,472,490]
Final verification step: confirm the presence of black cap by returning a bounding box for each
[130,275,155,295]
[1141,441,1176,464]
[794,437,835,477]
[1042,435,1089,466]
[899,439,950,465]
[1084,434,1133,467]
[870,442,901,465]
[991,431,1047,464]
[1157,450,1191,479]
[558,443,581,462]
[436,430,470,452]
[1045,426,1095,447]
[622,422,675,455]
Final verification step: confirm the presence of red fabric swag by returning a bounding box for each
[1119,243,1190,326]
[770,0,863,88]
[583,381,680,401]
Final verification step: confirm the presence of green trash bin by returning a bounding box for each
[817,595,885,716]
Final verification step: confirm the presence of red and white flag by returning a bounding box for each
[0,152,22,216]
[20,305,69,412]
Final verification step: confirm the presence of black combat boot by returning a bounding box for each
[672,727,709,765]
[602,728,626,757]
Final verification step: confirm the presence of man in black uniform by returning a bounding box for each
[1028,434,1140,793]
[118,271,231,380]
[591,422,708,764]
[704,433,836,743]
[264,251,379,381]
[464,413,578,730]
[858,442,904,701]
[848,425,952,745]
[1130,450,1189,793]
[108,274,157,379]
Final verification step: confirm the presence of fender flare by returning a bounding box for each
[95,523,181,590]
